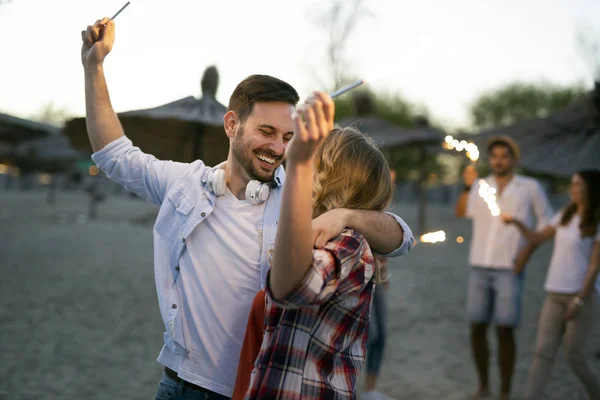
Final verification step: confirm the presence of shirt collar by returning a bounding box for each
[201,162,285,188]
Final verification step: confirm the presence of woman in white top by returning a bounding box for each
[503,169,600,400]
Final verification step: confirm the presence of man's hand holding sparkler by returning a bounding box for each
[81,18,115,68]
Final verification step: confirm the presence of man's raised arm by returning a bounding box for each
[82,18,124,152]
[80,18,191,206]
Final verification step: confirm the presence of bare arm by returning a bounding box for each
[270,162,315,300]
[506,218,556,246]
[345,209,404,254]
[455,190,470,217]
[513,242,538,274]
[82,19,124,152]
[270,92,335,300]
[311,208,413,255]
[455,165,478,218]
[81,19,192,205]
[577,241,600,300]
[85,65,125,152]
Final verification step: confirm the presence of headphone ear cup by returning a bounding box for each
[245,180,257,204]
[214,169,226,196]
[256,184,269,204]
[245,180,269,205]
[209,169,226,196]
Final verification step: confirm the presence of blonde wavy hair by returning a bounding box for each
[312,125,394,283]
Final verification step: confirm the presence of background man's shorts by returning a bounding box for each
[467,267,524,327]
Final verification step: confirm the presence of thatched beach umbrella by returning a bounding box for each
[14,134,83,173]
[0,112,60,145]
[13,134,84,203]
[0,141,14,162]
[338,93,446,234]
[468,81,600,177]
[65,66,229,166]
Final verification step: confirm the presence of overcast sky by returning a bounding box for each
[0,0,598,129]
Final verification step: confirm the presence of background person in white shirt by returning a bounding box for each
[455,136,554,400]
[503,169,600,400]
[81,18,414,400]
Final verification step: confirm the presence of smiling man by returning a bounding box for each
[81,17,414,400]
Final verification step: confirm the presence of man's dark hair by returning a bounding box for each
[227,75,300,123]
[486,135,521,160]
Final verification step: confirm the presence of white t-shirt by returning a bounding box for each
[544,212,600,294]
[157,187,266,396]
[466,175,554,269]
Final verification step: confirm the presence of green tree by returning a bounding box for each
[333,89,444,183]
[469,82,585,130]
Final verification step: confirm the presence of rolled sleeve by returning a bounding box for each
[91,135,192,205]
[90,135,132,169]
[377,212,414,258]
[266,250,337,309]
[267,231,370,309]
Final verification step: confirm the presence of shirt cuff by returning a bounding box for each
[378,212,415,257]
[90,136,133,169]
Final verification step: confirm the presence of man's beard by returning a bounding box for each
[493,166,511,177]
[231,126,276,183]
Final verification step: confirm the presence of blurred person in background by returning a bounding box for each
[503,169,600,400]
[362,169,397,400]
[455,137,554,400]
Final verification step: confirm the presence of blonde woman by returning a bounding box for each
[243,92,413,399]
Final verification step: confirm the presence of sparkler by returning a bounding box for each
[443,135,479,162]
[419,230,446,244]
[477,179,501,216]
[329,79,366,99]
[102,1,131,27]
[110,1,131,21]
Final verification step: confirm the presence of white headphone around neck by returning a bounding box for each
[205,169,270,205]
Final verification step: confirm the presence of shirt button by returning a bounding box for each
[175,266,180,271]
[201,212,206,217]
[182,238,185,243]
[172,304,177,309]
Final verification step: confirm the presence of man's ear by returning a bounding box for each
[224,111,239,139]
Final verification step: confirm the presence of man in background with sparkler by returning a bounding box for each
[455,136,554,400]
[80,17,414,400]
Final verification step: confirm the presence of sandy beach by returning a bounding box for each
[1,190,599,400]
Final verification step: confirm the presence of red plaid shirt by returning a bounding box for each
[245,229,376,400]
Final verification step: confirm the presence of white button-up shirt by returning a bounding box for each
[466,174,554,269]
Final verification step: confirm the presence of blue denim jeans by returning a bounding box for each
[155,372,231,400]
[366,285,388,375]
[467,267,524,327]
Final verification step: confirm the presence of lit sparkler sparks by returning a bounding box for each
[477,179,501,216]
[443,135,479,161]
[419,230,446,244]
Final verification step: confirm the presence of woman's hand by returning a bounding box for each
[285,92,335,165]
[501,213,515,224]
[566,299,583,320]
